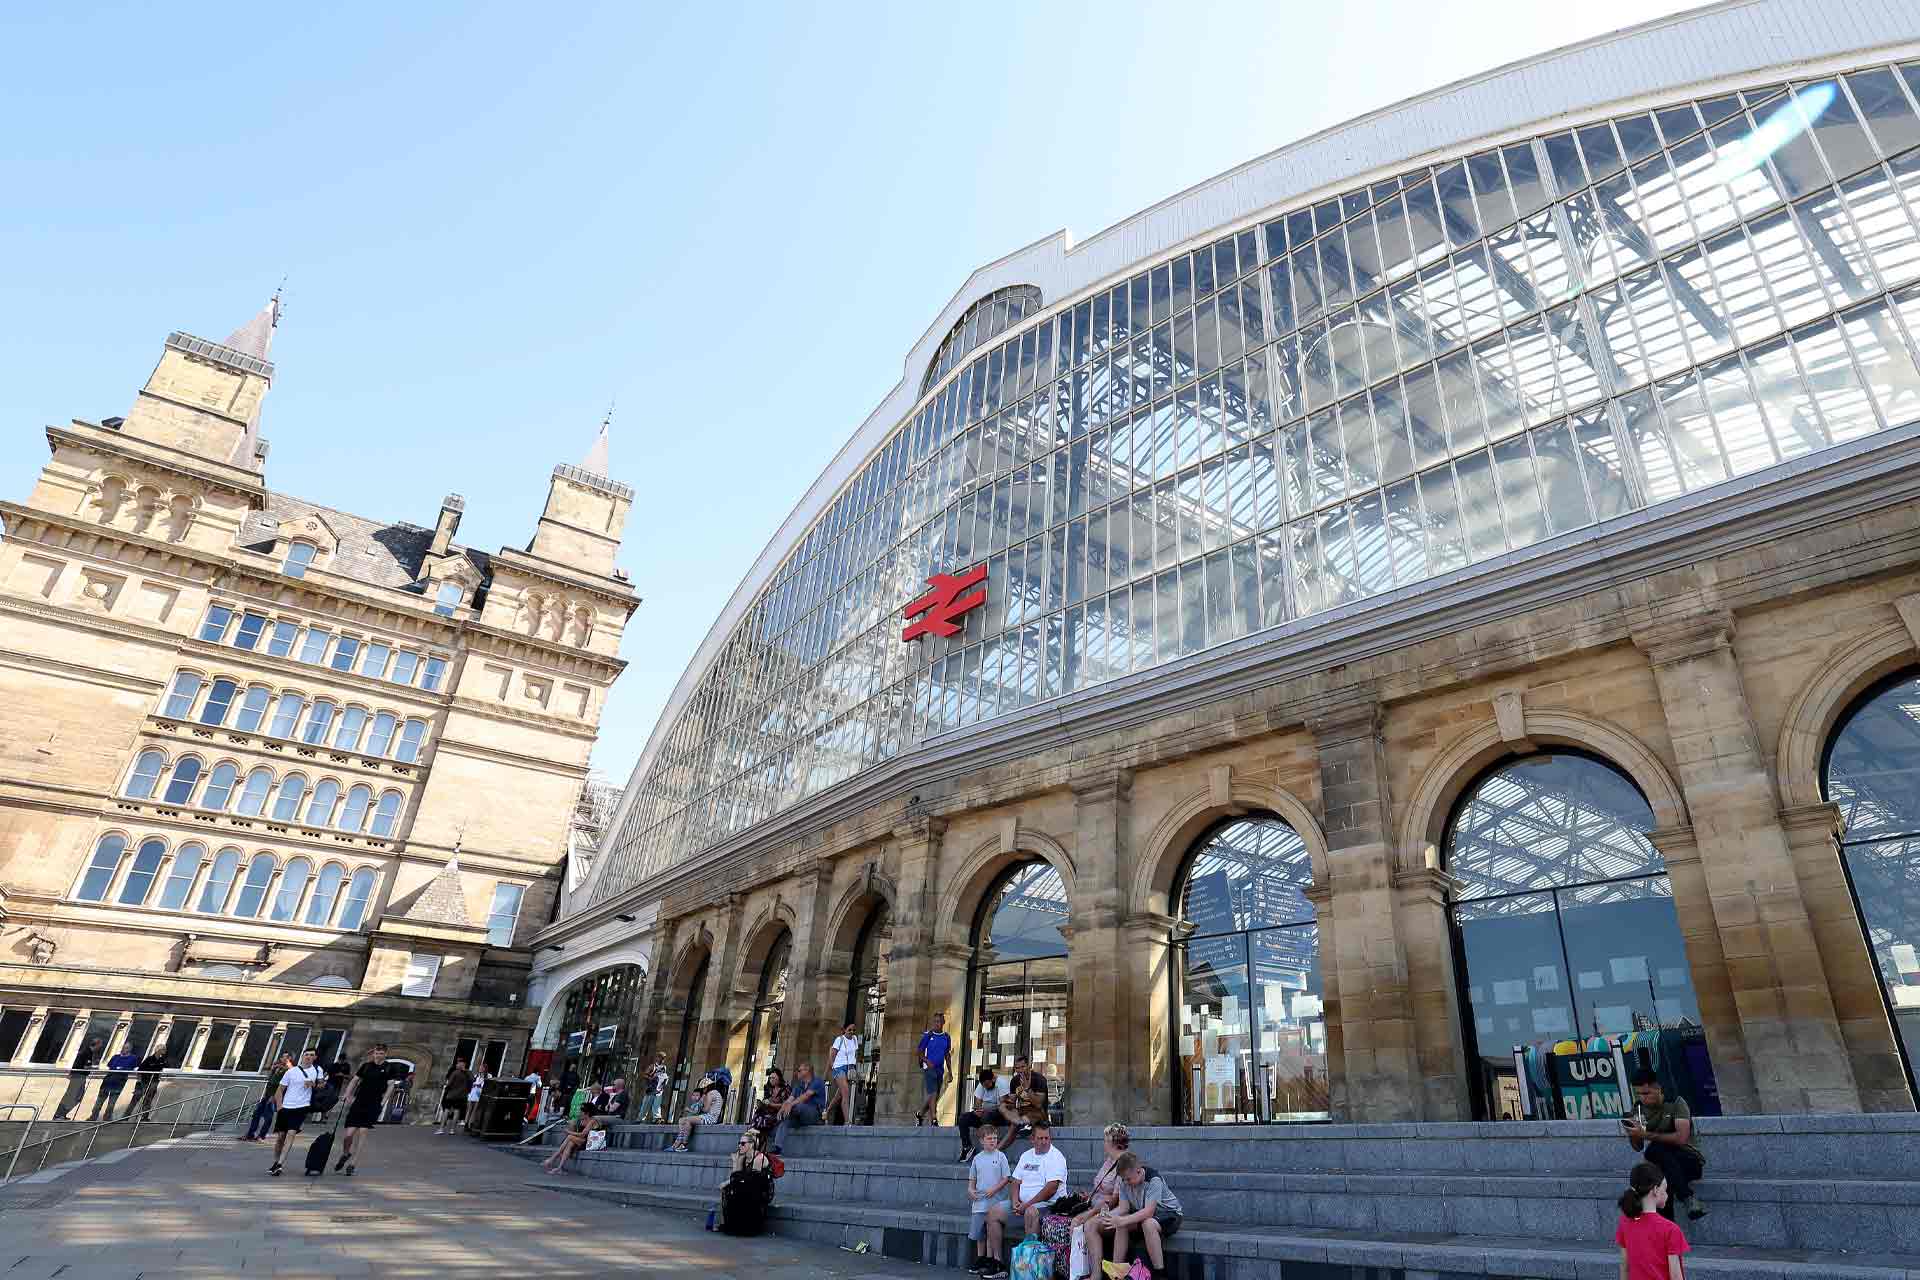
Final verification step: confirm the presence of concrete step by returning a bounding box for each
[532,1173,1920,1279]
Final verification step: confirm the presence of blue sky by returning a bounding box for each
[1,1,1693,783]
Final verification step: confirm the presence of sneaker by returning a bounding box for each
[268,1164,282,1176]
[1685,1196,1708,1220]
[981,1264,1008,1279]
[967,1261,988,1275]
[342,1165,355,1176]
[335,1155,348,1171]
[956,1149,973,1164]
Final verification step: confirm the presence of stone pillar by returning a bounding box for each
[1310,697,1419,1122]
[877,818,946,1124]
[182,1017,216,1070]
[1393,867,1470,1119]
[1634,614,1860,1113]
[1780,803,1913,1110]
[1647,825,1756,1112]
[693,896,747,1088]
[1300,885,1347,1120]
[778,864,835,1079]
[1121,912,1178,1122]
[1066,770,1131,1125]
[61,1010,93,1068]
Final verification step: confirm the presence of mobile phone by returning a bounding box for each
[1619,1116,1635,1127]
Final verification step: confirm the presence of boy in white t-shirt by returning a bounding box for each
[966,1127,1012,1277]
[826,1023,860,1124]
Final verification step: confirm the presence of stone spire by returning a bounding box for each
[581,407,611,478]
[223,293,280,363]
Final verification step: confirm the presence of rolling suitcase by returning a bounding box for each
[304,1116,337,1177]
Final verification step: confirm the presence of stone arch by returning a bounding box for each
[944,827,1076,945]
[824,868,898,958]
[1396,708,1689,876]
[530,949,653,1049]
[733,900,798,993]
[1132,778,1330,920]
[1776,620,1917,810]
[665,926,715,1003]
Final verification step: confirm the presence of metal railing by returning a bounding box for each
[0,1067,264,1182]
[0,1104,39,1184]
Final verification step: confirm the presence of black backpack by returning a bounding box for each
[306,1068,339,1114]
[719,1167,773,1236]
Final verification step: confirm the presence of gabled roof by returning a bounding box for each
[235,491,491,594]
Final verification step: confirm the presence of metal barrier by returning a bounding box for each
[1,1065,268,1125]
[0,1068,263,1182]
[0,1104,39,1184]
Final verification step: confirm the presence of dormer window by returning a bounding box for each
[283,540,318,579]
[433,581,464,618]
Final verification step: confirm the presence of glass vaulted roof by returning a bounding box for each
[591,59,1920,908]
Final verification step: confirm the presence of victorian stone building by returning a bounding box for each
[0,300,636,1096]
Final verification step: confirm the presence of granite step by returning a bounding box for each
[531,1174,1920,1280]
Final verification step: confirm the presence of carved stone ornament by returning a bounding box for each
[27,931,57,965]
[84,472,200,544]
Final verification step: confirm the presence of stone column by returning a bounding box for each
[693,896,747,1087]
[1309,697,1419,1122]
[778,864,835,1079]
[1780,803,1912,1110]
[1066,770,1131,1125]
[1300,885,1347,1120]
[877,818,946,1124]
[1647,825,1755,1112]
[181,1017,216,1070]
[1121,912,1178,1122]
[1393,867,1470,1119]
[1634,614,1860,1113]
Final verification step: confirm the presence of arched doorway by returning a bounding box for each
[1445,752,1715,1121]
[737,931,791,1121]
[1823,670,1920,1099]
[669,954,709,1118]
[551,964,645,1090]
[964,861,1068,1118]
[1172,815,1327,1123]
[846,905,890,1124]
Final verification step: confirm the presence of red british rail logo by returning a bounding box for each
[901,563,988,643]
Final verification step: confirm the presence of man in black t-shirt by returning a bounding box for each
[54,1036,104,1120]
[333,1043,408,1176]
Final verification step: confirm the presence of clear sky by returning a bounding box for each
[1,0,1698,784]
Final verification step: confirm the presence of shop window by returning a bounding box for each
[964,861,1069,1117]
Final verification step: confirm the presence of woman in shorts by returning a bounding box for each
[826,1023,860,1123]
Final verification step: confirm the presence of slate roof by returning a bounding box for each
[235,492,491,598]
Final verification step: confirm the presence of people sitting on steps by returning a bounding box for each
[542,1082,611,1174]
[991,1121,1067,1241]
[1083,1151,1182,1280]
[1623,1069,1707,1222]
[1070,1122,1132,1235]
[1003,1055,1048,1139]
[957,1064,1008,1163]
[768,1061,827,1154]
[670,1072,727,1153]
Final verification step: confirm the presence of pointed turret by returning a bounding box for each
[223,293,279,363]
[526,412,632,578]
[118,296,278,466]
[581,409,611,478]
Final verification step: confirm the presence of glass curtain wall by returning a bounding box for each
[1445,753,1708,1118]
[552,964,644,1088]
[1824,671,1920,1099]
[669,956,709,1118]
[596,63,1920,908]
[1175,816,1329,1123]
[738,933,791,1122]
[965,862,1070,1115]
[846,906,891,1123]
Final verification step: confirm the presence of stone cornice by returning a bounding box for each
[460,623,628,680]
[1777,802,1845,842]
[48,422,267,503]
[432,726,595,772]
[487,547,639,612]
[1647,825,1702,866]
[0,637,164,695]
[1630,609,1736,668]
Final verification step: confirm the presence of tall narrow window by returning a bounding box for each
[401,953,442,996]
[421,657,448,692]
[330,636,361,673]
[338,867,377,929]
[333,707,368,751]
[201,762,240,810]
[75,833,129,901]
[266,620,299,657]
[391,652,420,685]
[118,838,168,906]
[162,672,202,719]
[162,757,204,805]
[370,790,403,837]
[433,582,463,617]
[340,785,374,832]
[268,694,305,738]
[394,719,428,763]
[126,749,166,798]
[306,863,345,925]
[297,628,330,663]
[367,712,398,757]
[236,767,274,816]
[232,612,268,651]
[271,857,312,921]
[234,855,277,917]
[359,643,391,679]
[198,847,242,913]
[198,679,238,726]
[271,775,308,822]
[301,700,336,745]
[283,541,317,578]
[198,605,235,642]
[158,843,207,910]
[486,883,526,947]
[305,779,341,827]
[235,685,271,732]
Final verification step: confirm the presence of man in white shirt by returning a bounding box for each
[1006,1123,1068,1236]
[268,1048,323,1176]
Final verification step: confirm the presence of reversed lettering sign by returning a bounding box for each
[902,563,988,643]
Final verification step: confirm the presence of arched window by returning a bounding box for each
[202,762,240,810]
[433,581,463,617]
[271,857,312,921]
[161,672,201,719]
[234,854,278,917]
[670,955,710,1116]
[270,775,308,822]
[337,867,377,929]
[118,838,169,906]
[235,685,271,732]
[370,790,402,837]
[268,693,306,739]
[126,749,166,798]
[158,843,207,910]
[332,706,368,752]
[162,757,203,805]
[305,779,341,827]
[1445,752,1708,1120]
[739,931,791,1121]
[965,861,1069,1112]
[847,905,890,1114]
[340,785,373,832]
[75,833,129,901]
[199,679,239,726]
[198,847,242,913]
[367,712,398,757]
[1173,816,1326,1124]
[1824,671,1920,1097]
[306,863,345,925]
[283,540,317,578]
[394,719,428,763]
[301,700,336,745]
[236,767,274,816]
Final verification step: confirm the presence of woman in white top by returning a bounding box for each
[826,1022,860,1124]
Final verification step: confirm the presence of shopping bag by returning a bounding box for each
[1010,1237,1053,1280]
[1068,1224,1088,1279]
[584,1128,608,1151]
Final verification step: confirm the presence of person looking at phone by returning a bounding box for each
[1622,1070,1706,1222]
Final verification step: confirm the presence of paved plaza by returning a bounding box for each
[0,1125,919,1279]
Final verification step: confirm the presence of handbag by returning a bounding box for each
[1052,1194,1092,1218]
[1069,1224,1089,1280]
[584,1128,608,1151]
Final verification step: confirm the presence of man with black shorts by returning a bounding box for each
[268,1048,324,1176]
[335,1043,407,1176]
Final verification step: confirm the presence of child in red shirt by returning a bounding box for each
[1615,1160,1691,1279]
